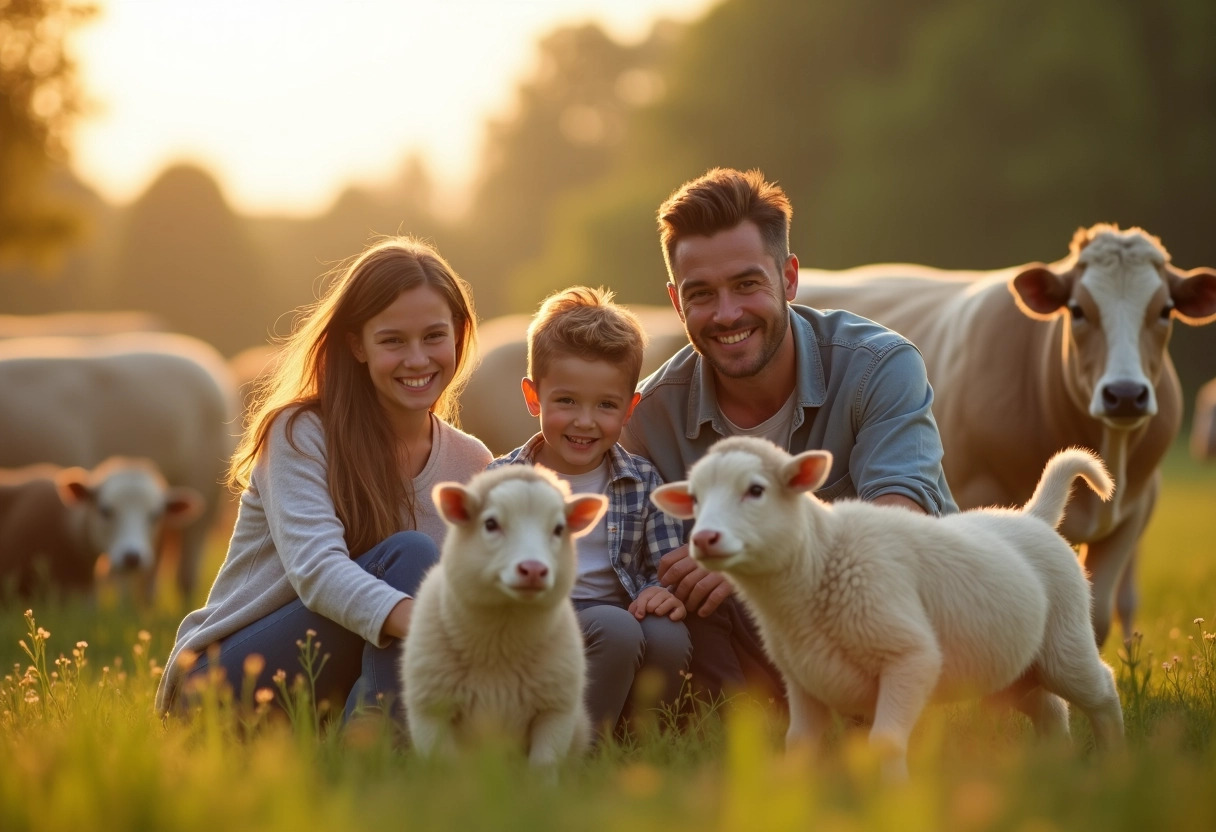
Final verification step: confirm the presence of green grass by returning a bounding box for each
[3,444,1215,832]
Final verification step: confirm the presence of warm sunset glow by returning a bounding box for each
[69,0,716,217]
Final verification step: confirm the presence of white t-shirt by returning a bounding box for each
[719,388,798,447]
[558,459,627,604]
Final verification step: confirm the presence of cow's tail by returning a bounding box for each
[1021,447,1114,529]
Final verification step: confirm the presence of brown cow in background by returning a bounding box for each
[796,224,1216,646]
[1192,378,1216,461]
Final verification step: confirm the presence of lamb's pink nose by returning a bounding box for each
[692,529,721,554]
[515,560,549,587]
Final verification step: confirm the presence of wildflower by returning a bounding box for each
[272,669,287,685]
[244,654,266,678]
[177,650,199,671]
[255,688,275,705]
[138,630,151,643]
[1195,618,1205,626]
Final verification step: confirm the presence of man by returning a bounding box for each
[621,167,957,703]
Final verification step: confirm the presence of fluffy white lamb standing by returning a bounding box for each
[401,465,607,766]
[651,437,1125,781]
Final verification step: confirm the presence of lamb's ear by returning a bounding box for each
[163,487,205,528]
[565,494,608,537]
[782,451,832,492]
[54,467,93,506]
[651,481,695,518]
[433,482,477,525]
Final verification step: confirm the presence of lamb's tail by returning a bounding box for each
[1022,447,1114,529]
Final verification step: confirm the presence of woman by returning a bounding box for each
[155,237,491,721]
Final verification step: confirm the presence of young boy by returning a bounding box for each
[488,285,690,736]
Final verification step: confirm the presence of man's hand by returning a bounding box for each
[657,543,734,617]
[628,585,686,621]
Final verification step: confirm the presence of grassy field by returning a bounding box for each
[2,443,1214,831]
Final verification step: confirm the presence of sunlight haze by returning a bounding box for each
[70,0,715,217]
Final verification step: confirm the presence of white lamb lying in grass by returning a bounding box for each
[651,437,1125,780]
[401,465,607,766]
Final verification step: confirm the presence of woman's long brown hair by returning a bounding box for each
[229,237,479,556]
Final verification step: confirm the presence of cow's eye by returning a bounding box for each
[1067,301,1085,321]
[484,517,499,532]
[553,523,564,537]
[746,484,765,498]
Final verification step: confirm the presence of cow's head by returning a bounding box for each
[1010,225,1216,429]
[56,457,204,574]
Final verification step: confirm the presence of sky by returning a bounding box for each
[69,0,716,218]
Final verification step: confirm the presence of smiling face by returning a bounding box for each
[668,220,798,380]
[349,284,457,425]
[522,354,640,475]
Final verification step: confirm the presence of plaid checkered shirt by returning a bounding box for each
[487,433,685,599]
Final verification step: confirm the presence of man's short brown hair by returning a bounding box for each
[657,167,793,279]
[527,285,648,388]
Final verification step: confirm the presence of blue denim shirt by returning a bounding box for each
[621,304,958,515]
[487,435,686,599]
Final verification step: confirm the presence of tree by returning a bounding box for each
[107,164,269,356]
[0,0,95,260]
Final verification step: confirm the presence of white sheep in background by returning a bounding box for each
[401,465,607,766]
[651,437,1125,781]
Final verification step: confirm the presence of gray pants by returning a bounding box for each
[574,601,691,735]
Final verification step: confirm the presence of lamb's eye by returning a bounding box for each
[484,517,499,532]
[553,523,564,537]
[746,484,765,498]
[1068,301,1084,321]
[99,505,115,520]
[1159,302,1174,321]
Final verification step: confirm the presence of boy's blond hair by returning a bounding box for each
[527,286,648,388]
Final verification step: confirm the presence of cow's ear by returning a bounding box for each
[54,468,93,506]
[783,451,832,492]
[433,483,477,525]
[565,494,608,538]
[651,482,695,519]
[164,487,205,527]
[1011,264,1071,319]
[1168,265,1216,325]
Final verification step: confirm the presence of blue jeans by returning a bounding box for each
[183,531,438,723]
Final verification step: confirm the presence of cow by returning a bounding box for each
[459,305,690,456]
[0,458,203,600]
[1191,378,1216,461]
[0,332,240,599]
[794,224,1216,646]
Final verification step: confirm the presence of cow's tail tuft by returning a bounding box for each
[1022,447,1114,529]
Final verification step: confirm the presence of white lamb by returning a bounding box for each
[400,465,607,766]
[650,437,1125,780]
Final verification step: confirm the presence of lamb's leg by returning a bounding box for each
[407,708,458,759]
[870,644,942,782]
[528,708,581,767]
[1035,599,1126,751]
[1015,686,1071,739]
[786,684,830,754]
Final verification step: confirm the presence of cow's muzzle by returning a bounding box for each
[1100,380,1152,420]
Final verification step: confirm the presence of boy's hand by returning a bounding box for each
[658,543,734,617]
[629,585,686,622]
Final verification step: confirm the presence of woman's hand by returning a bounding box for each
[381,597,415,640]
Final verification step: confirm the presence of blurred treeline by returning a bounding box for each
[4,0,1215,401]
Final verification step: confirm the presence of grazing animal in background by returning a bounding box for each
[651,437,1125,782]
[459,306,689,455]
[0,458,204,600]
[401,465,606,766]
[795,224,1216,645]
[1191,378,1216,462]
[0,310,165,340]
[0,332,239,598]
